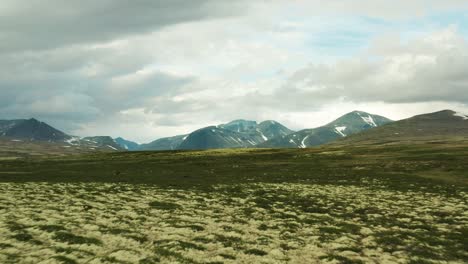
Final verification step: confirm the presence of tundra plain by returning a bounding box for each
[0,140,467,263]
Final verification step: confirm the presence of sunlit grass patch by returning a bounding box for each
[0,181,466,263]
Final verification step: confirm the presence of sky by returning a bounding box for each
[1,0,468,143]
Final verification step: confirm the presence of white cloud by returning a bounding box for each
[278,27,468,106]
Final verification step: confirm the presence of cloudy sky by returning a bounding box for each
[2,0,468,142]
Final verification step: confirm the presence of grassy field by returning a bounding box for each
[0,140,467,263]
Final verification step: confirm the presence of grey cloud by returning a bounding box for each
[0,0,248,53]
[0,0,250,132]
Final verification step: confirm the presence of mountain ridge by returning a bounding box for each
[259,111,393,148]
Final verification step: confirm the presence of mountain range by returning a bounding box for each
[129,112,390,150]
[1,110,467,153]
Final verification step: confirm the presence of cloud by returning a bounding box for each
[276,0,468,20]
[271,27,468,107]
[0,0,249,53]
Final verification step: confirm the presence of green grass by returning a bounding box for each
[0,141,466,190]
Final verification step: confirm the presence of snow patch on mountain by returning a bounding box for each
[107,145,118,150]
[300,135,310,148]
[335,126,347,137]
[65,136,81,145]
[359,114,377,127]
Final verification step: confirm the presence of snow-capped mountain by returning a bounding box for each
[259,111,393,148]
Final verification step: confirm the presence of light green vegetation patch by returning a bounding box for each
[0,182,466,263]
